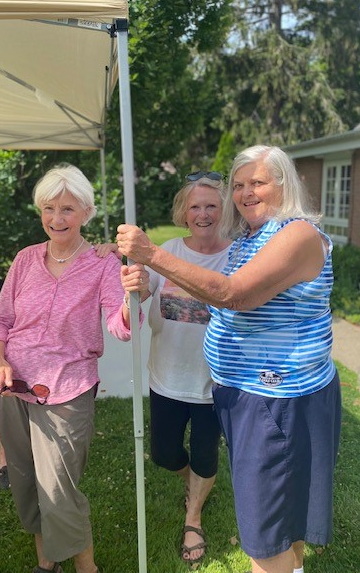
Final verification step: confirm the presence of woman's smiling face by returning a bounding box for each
[40,190,88,245]
[185,185,223,238]
[232,159,283,234]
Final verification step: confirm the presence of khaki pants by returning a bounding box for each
[0,387,95,562]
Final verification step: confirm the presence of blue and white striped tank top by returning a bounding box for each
[204,219,336,397]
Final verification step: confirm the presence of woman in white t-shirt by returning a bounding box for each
[122,172,231,564]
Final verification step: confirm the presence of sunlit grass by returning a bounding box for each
[146,224,188,245]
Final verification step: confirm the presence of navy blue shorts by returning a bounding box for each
[213,372,341,559]
[150,389,221,478]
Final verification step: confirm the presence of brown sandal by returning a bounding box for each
[181,525,206,563]
[32,564,64,573]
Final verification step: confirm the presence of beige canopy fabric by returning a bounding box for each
[0,1,128,20]
[0,0,128,149]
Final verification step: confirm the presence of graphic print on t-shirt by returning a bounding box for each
[160,278,210,324]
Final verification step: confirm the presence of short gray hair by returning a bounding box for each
[33,163,97,225]
[221,145,321,238]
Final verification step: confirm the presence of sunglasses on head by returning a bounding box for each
[0,379,50,405]
[186,171,223,182]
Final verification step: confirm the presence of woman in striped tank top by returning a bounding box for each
[117,146,341,573]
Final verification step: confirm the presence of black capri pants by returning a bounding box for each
[150,389,221,478]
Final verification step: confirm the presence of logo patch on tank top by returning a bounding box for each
[259,370,283,387]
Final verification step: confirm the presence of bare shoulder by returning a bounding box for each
[271,220,323,251]
[251,220,325,276]
[270,220,325,280]
[282,219,319,236]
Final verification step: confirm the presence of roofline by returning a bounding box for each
[284,129,360,158]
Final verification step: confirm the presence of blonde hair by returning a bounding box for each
[172,177,226,228]
[33,163,97,225]
[221,145,321,238]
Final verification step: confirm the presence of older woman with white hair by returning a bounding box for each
[0,164,148,573]
[117,146,341,573]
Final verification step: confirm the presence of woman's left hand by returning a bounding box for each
[94,242,122,259]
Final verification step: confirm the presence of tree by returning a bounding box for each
[212,0,348,163]
[105,0,233,228]
[0,151,48,277]
[297,0,360,128]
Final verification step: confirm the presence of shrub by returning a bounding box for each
[331,244,360,324]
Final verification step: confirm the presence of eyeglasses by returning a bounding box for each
[0,379,50,405]
[186,171,223,182]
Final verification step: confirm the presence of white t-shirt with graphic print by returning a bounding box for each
[147,237,230,404]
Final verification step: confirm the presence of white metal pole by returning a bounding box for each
[116,18,147,573]
[100,148,110,241]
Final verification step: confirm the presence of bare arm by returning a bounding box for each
[117,221,326,311]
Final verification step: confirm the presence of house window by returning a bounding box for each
[321,160,351,244]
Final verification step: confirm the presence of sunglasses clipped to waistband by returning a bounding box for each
[0,379,50,405]
[186,171,223,182]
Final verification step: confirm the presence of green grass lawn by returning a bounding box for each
[146,224,188,245]
[1,361,359,572]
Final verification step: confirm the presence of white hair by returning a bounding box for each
[221,145,321,238]
[33,163,97,225]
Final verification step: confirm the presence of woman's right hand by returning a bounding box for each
[116,224,154,264]
[121,263,151,302]
[0,355,13,390]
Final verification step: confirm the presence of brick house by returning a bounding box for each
[285,127,360,247]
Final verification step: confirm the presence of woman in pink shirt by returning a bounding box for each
[0,164,148,573]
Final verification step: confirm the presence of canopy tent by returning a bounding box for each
[0,2,147,571]
[0,1,127,149]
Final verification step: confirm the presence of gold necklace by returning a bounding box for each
[49,237,85,263]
